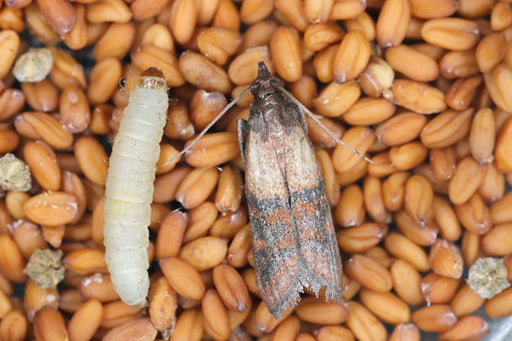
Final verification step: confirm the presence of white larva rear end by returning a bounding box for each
[103,69,168,306]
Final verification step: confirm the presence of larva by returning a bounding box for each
[103,68,169,307]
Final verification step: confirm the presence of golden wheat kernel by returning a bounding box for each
[270,26,302,82]
[409,0,457,19]
[446,75,483,111]
[329,0,366,20]
[304,22,344,52]
[438,315,489,341]
[491,1,512,31]
[405,16,424,41]
[420,18,479,51]
[345,301,388,341]
[475,32,506,73]
[386,44,439,82]
[0,309,28,341]
[375,0,411,47]
[456,0,494,18]
[33,306,68,341]
[344,11,376,41]
[333,29,371,83]
[391,79,446,114]
[295,298,348,325]
[359,288,411,325]
[0,30,20,79]
[411,304,457,332]
[389,323,420,341]
[304,0,333,23]
[484,63,512,113]
[429,239,464,279]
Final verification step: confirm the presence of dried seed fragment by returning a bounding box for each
[0,153,31,192]
[468,257,510,299]
[13,48,53,83]
[23,249,64,289]
[357,56,394,98]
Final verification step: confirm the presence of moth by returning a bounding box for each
[239,63,343,317]
[103,68,169,307]
[176,62,368,318]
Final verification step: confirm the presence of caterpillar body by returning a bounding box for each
[103,68,169,307]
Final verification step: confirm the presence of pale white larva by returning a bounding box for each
[103,68,169,307]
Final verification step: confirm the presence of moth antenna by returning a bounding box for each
[306,110,373,163]
[163,84,255,167]
[278,84,373,164]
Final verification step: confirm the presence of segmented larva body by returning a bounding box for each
[103,69,168,307]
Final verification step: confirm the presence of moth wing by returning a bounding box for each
[244,130,303,317]
[284,124,343,302]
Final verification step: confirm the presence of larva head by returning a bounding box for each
[137,68,167,91]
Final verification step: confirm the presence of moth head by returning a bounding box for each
[251,61,284,100]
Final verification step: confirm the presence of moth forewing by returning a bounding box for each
[103,68,169,307]
[285,126,343,300]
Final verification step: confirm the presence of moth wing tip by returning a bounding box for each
[325,286,343,303]
[267,286,303,320]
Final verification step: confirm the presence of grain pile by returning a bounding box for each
[0,0,511,340]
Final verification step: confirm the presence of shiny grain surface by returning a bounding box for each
[0,1,511,340]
